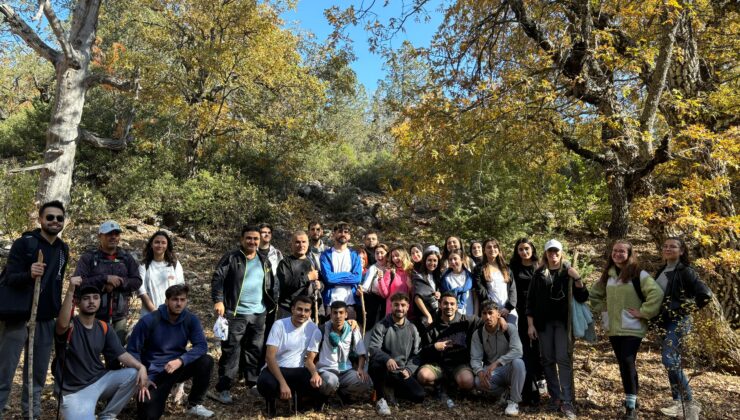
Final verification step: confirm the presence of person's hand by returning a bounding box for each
[348,319,359,331]
[279,382,292,400]
[310,372,322,388]
[106,275,123,288]
[433,291,441,300]
[136,366,154,401]
[30,262,46,278]
[500,308,510,317]
[102,283,114,294]
[485,361,500,377]
[568,267,583,286]
[401,369,410,379]
[626,308,644,319]
[69,276,82,288]
[164,358,183,374]
[528,325,538,340]
[357,369,369,382]
[356,286,364,296]
[312,280,322,290]
[499,317,508,330]
[477,371,490,390]
[425,316,433,326]
[214,302,225,317]
[308,270,319,281]
[434,340,450,351]
[386,358,399,372]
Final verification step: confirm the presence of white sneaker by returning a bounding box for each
[660,400,685,418]
[505,400,519,416]
[187,404,214,418]
[376,398,391,416]
[686,401,701,420]
[207,389,233,404]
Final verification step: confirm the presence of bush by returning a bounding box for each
[0,164,37,235]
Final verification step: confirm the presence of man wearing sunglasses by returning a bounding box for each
[0,200,70,419]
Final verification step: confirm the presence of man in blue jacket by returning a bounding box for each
[127,284,214,419]
[320,222,362,320]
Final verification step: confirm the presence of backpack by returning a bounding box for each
[630,272,659,325]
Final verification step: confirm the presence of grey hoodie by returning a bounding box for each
[368,314,422,374]
[470,322,523,375]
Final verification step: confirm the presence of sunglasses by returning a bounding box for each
[45,214,65,222]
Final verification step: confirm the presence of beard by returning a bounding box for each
[42,224,62,236]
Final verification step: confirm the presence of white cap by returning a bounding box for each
[544,239,563,252]
[99,220,122,234]
[425,245,441,254]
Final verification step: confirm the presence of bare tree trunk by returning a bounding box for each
[606,171,630,239]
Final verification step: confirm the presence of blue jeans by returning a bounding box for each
[661,316,692,401]
[60,368,138,420]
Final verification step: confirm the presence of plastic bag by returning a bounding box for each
[213,315,229,341]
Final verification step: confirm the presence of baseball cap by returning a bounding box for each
[544,239,563,252]
[99,220,122,234]
[425,245,441,254]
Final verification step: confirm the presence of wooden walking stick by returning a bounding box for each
[360,289,367,336]
[313,289,319,324]
[27,250,43,420]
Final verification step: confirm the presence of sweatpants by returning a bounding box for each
[475,359,526,403]
[538,320,573,402]
[609,335,642,395]
[137,354,214,420]
[0,319,55,419]
[61,368,137,420]
[216,311,266,390]
[368,359,425,403]
[318,369,372,399]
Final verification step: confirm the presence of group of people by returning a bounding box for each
[0,202,712,420]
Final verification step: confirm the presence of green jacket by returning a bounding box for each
[589,268,663,338]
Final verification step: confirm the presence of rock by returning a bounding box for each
[126,224,147,234]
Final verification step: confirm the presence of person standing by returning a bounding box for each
[319,222,363,319]
[276,231,322,320]
[75,220,142,345]
[137,231,185,316]
[358,244,389,332]
[307,221,327,269]
[378,246,415,316]
[363,231,379,267]
[257,223,284,270]
[473,239,517,323]
[590,241,663,419]
[526,239,588,419]
[412,247,442,327]
[128,284,214,419]
[0,201,70,419]
[210,225,276,403]
[654,237,711,420]
[441,250,476,316]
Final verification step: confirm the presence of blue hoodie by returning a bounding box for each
[319,248,363,304]
[127,304,207,380]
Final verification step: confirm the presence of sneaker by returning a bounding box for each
[537,379,549,397]
[547,398,562,412]
[207,389,233,405]
[622,406,638,420]
[186,404,214,418]
[660,400,685,418]
[172,382,186,405]
[561,401,577,419]
[686,401,701,420]
[505,401,520,416]
[376,398,392,416]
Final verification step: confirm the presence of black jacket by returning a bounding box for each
[0,229,68,321]
[75,247,142,322]
[211,249,276,316]
[472,264,517,312]
[526,262,589,330]
[276,255,321,311]
[412,270,440,315]
[420,312,480,368]
[654,262,712,322]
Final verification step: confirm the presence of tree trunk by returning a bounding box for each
[690,295,740,375]
[606,170,630,239]
[36,64,89,205]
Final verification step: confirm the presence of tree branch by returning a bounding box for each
[552,128,610,165]
[37,0,81,68]
[78,129,130,151]
[0,4,60,64]
[628,134,672,184]
[8,162,50,173]
[85,73,134,90]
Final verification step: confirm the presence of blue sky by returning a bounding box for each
[282,0,444,94]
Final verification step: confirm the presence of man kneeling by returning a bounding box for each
[257,295,323,416]
[54,278,149,420]
[368,293,425,416]
[127,284,214,419]
[316,301,372,402]
[471,300,525,417]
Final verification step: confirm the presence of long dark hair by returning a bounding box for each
[664,237,691,266]
[510,237,539,268]
[418,249,442,278]
[481,238,510,282]
[599,240,641,284]
[442,235,467,261]
[143,230,177,268]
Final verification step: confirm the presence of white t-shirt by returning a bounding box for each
[137,261,185,315]
[316,322,366,373]
[265,318,322,368]
[447,271,474,315]
[330,248,355,305]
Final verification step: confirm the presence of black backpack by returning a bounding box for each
[0,235,43,319]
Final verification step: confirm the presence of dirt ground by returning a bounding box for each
[2,222,739,419]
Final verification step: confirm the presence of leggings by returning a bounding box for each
[609,335,642,395]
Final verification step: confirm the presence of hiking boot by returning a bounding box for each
[207,389,233,404]
[561,401,577,419]
[660,400,685,418]
[622,407,638,420]
[186,404,214,418]
[505,400,520,416]
[686,401,701,420]
[376,398,392,416]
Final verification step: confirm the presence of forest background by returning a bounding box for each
[0,0,738,417]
